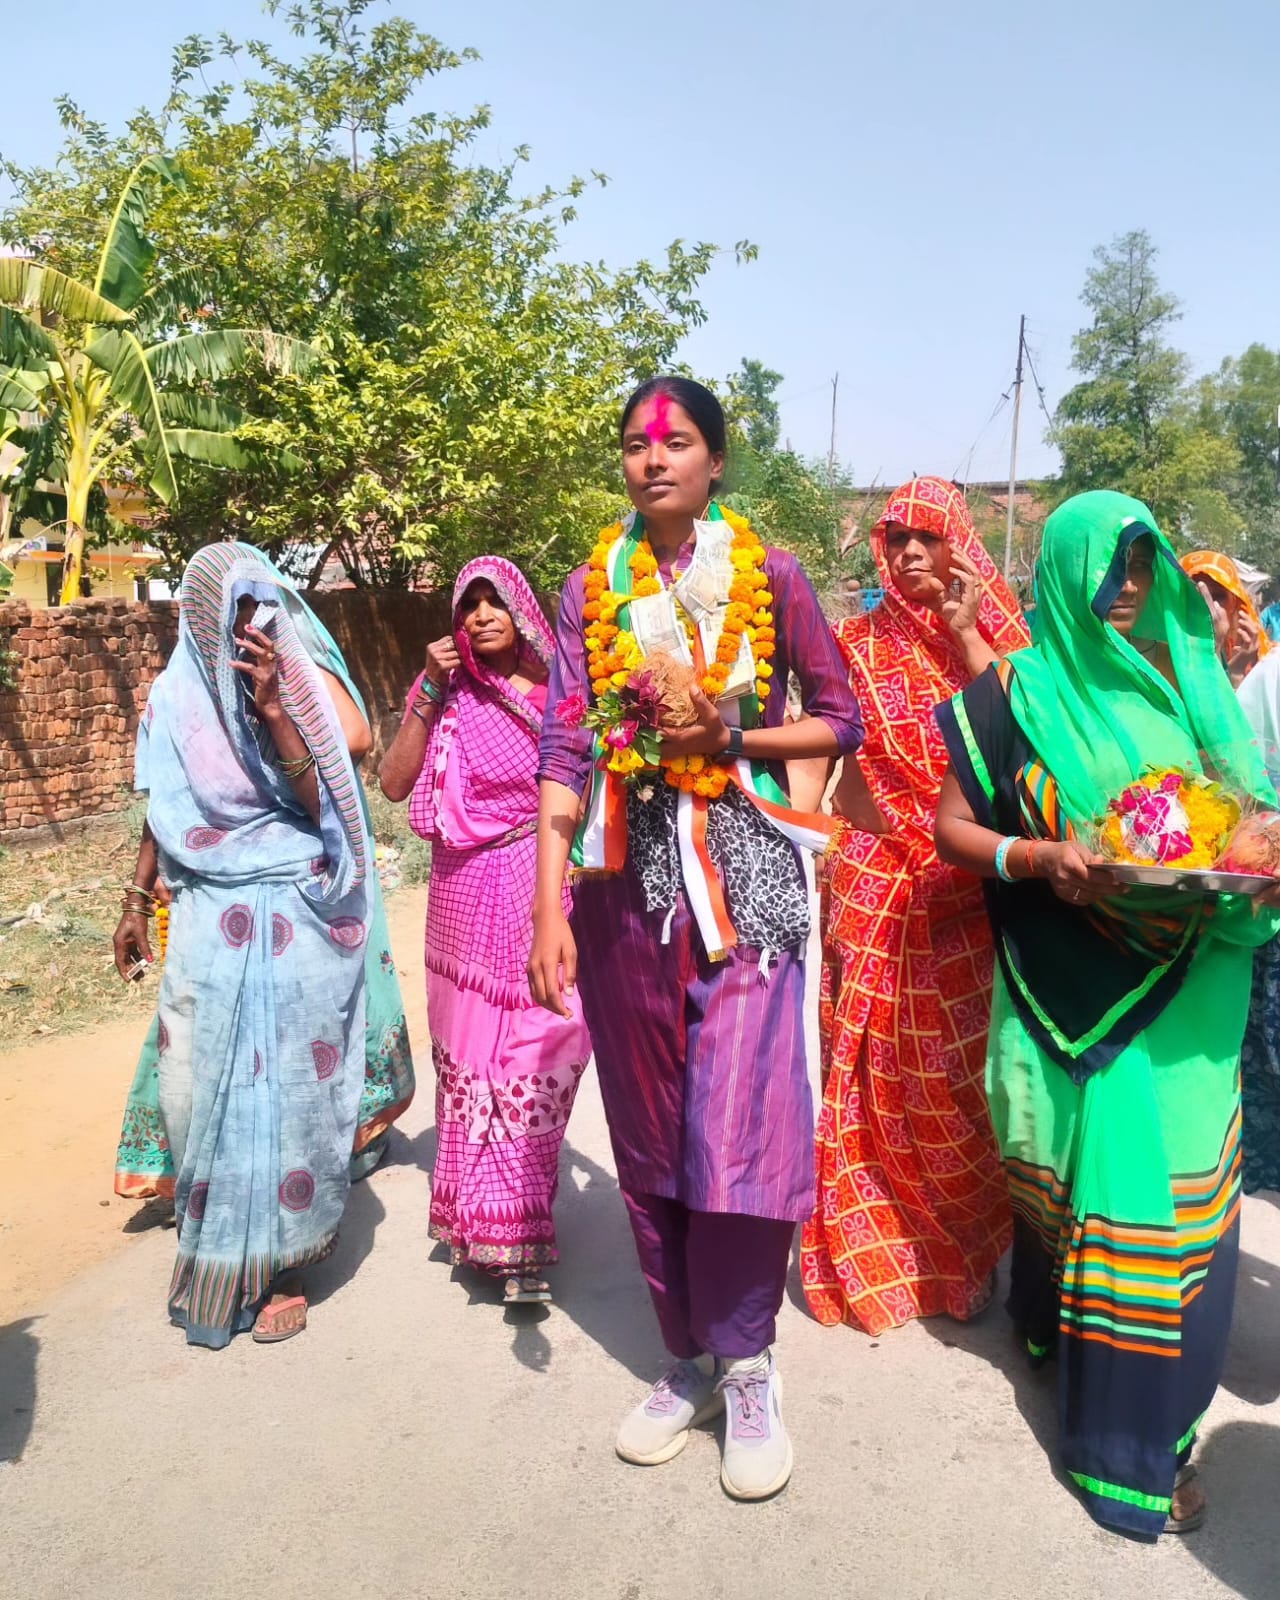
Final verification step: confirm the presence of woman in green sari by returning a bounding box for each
[934,490,1280,1539]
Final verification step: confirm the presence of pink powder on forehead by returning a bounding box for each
[643,393,674,441]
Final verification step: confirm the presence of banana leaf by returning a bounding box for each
[93,154,186,313]
[0,259,129,325]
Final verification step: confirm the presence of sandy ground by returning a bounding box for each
[2,886,1279,1600]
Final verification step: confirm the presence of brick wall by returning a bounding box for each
[0,590,461,840]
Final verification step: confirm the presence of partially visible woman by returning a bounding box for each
[802,477,1028,1335]
[112,542,412,1347]
[1235,647,1280,1193]
[379,557,590,1305]
[1181,549,1269,686]
[935,491,1280,1538]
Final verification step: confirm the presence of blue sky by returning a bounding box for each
[4,0,1276,485]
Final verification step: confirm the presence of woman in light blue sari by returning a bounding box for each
[112,541,413,1347]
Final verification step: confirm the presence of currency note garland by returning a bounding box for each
[574,503,776,798]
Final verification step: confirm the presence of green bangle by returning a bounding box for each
[419,678,444,705]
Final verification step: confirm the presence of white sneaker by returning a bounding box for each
[717,1352,793,1500]
[616,1358,724,1466]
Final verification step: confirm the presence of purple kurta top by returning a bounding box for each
[539,537,864,1221]
[539,543,863,792]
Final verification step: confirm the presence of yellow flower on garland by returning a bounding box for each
[607,745,647,777]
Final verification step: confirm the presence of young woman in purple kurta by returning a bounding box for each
[530,378,863,1500]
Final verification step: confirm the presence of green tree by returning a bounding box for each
[1051,229,1239,539]
[718,356,854,597]
[726,358,782,454]
[0,156,313,600]
[1196,344,1280,569]
[2,2,747,591]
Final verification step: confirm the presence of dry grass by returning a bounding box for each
[0,801,156,1040]
[0,780,429,1042]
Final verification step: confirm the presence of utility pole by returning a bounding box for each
[1003,316,1026,582]
[828,372,839,484]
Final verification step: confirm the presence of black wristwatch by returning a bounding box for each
[725,726,745,759]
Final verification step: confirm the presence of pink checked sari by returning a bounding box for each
[410,557,589,1271]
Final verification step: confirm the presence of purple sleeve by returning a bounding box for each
[768,550,863,753]
[537,565,596,796]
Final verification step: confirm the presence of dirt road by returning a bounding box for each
[2,886,1278,1600]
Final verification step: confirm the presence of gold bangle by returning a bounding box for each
[278,751,316,779]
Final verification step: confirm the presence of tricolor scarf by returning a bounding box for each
[572,502,837,959]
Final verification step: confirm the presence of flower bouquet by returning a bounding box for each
[1093,766,1280,887]
[1097,769,1241,870]
[558,652,701,788]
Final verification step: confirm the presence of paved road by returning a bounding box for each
[2,888,1278,1600]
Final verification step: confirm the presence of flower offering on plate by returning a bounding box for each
[1097,768,1240,870]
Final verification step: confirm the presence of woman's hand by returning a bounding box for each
[113,910,153,981]
[425,636,461,690]
[1196,579,1232,659]
[659,686,728,761]
[1228,612,1262,685]
[527,906,578,1018]
[1038,841,1115,906]
[229,625,283,719]
[940,548,984,638]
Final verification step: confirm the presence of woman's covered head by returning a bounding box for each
[873,477,974,604]
[619,377,726,519]
[1033,491,1188,647]
[181,542,282,676]
[449,556,555,682]
[456,576,517,663]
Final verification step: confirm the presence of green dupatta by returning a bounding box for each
[1009,490,1272,822]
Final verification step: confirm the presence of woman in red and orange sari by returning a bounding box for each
[801,477,1029,1334]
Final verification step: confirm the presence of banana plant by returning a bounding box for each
[0,156,316,602]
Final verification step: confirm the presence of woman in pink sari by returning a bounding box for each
[380,557,590,1304]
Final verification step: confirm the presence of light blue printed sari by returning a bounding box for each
[130,542,411,1347]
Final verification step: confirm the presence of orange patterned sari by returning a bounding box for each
[802,477,1029,1334]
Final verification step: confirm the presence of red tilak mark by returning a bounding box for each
[644,393,673,442]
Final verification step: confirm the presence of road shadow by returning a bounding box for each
[0,1318,39,1464]
[304,1153,390,1310]
[410,1129,659,1382]
[543,1140,659,1382]
[384,1121,437,1174]
[915,1264,1069,1495]
[1185,1420,1280,1598]
[120,1197,175,1234]
[1221,1248,1280,1406]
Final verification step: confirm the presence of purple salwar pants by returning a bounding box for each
[623,1192,794,1358]
[573,870,813,1359]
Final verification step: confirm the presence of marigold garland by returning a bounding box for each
[583,507,775,797]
